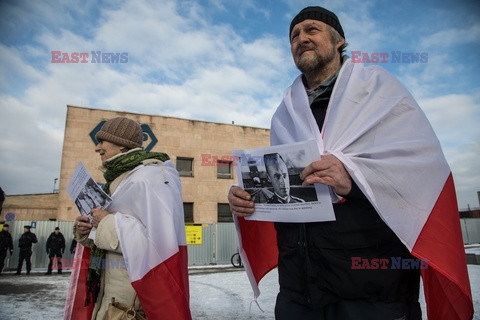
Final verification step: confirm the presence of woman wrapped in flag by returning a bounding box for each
[65,117,191,320]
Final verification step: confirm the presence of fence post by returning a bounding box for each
[212,223,217,265]
[462,218,470,245]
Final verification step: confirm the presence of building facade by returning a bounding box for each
[3,105,270,223]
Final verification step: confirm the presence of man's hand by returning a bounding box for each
[300,154,352,196]
[75,215,92,236]
[228,186,255,217]
[91,207,110,228]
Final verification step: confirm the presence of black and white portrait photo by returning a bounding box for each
[233,141,336,223]
[243,151,318,204]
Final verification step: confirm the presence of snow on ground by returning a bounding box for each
[0,266,479,319]
[466,245,480,255]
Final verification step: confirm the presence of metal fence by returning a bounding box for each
[2,221,240,271]
[3,220,77,272]
[185,223,240,266]
[461,218,480,244]
[3,218,480,271]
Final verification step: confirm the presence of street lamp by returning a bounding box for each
[53,178,58,193]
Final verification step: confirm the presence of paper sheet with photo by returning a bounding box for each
[67,162,112,239]
[232,140,335,223]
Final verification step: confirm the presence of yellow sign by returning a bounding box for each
[185,225,202,245]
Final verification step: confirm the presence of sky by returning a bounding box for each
[0,0,479,210]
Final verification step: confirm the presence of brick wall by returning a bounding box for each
[2,193,59,221]
[56,105,270,222]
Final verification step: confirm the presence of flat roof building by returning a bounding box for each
[3,105,270,223]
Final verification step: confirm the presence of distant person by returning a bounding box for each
[16,225,37,275]
[264,153,304,204]
[0,187,5,216]
[45,227,66,275]
[0,223,14,276]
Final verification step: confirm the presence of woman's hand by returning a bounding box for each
[75,215,92,236]
[91,207,110,228]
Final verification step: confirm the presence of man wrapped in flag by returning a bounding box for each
[229,6,473,320]
[65,117,191,319]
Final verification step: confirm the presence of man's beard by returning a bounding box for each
[294,43,337,75]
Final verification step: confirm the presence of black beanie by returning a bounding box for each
[289,6,344,39]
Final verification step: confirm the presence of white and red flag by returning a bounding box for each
[236,59,473,319]
[65,161,191,319]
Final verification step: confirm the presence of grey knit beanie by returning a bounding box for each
[95,117,143,149]
[290,6,344,39]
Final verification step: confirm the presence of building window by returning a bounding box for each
[176,157,193,177]
[217,160,233,179]
[217,203,232,222]
[184,202,194,223]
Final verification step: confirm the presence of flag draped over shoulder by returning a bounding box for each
[65,160,191,320]
[111,161,190,320]
[236,59,473,319]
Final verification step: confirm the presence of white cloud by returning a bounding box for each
[420,94,480,145]
[445,141,480,209]
[421,23,480,48]
[0,0,478,210]
[0,44,44,91]
[419,93,480,209]
[0,0,289,195]
[0,95,63,194]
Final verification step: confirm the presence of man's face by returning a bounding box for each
[95,140,124,166]
[266,157,290,198]
[290,20,343,75]
[84,196,94,207]
[55,229,59,234]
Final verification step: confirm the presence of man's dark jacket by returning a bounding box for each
[18,231,37,252]
[0,230,13,253]
[275,75,420,309]
[46,232,66,254]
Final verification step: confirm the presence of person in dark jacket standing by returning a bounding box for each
[15,225,37,275]
[229,6,430,320]
[0,187,5,216]
[45,227,66,275]
[0,223,14,276]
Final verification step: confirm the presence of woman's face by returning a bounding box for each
[95,140,124,166]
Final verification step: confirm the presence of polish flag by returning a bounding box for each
[412,174,472,319]
[65,161,191,319]
[235,59,473,319]
[64,244,94,320]
[236,175,473,319]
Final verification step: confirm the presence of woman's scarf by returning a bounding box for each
[85,149,170,306]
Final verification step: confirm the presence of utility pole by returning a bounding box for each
[53,178,58,193]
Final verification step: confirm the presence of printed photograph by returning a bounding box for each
[240,150,318,204]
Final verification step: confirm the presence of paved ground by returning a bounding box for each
[1,255,479,319]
